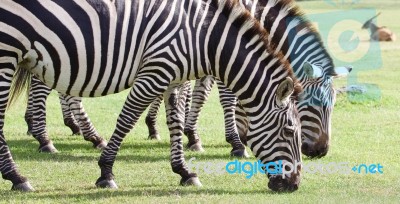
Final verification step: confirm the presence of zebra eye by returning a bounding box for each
[283,126,295,135]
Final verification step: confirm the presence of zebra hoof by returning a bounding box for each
[39,143,58,153]
[230,149,250,158]
[148,134,161,140]
[71,131,82,136]
[181,177,202,187]
[95,178,118,189]
[96,140,108,150]
[11,181,35,192]
[188,143,205,152]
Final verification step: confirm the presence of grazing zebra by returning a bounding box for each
[239,0,352,158]
[0,0,302,192]
[24,76,107,153]
[145,0,352,158]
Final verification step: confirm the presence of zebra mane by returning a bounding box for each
[269,0,337,77]
[210,0,303,98]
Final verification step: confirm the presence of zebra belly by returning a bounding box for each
[24,46,137,98]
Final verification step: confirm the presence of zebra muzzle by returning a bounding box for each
[267,172,300,192]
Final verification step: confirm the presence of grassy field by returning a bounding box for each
[1,0,400,203]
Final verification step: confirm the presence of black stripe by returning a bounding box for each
[87,0,111,97]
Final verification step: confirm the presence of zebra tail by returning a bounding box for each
[8,67,32,109]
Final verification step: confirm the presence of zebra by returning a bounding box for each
[238,0,352,158]
[20,0,354,160]
[145,0,352,158]
[0,0,303,192]
[24,76,107,153]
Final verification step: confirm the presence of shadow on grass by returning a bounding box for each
[7,139,238,163]
[0,186,292,199]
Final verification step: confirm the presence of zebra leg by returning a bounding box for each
[29,77,58,153]
[145,95,163,140]
[144,83,192,141]
[59,94,81,135]
[96,76,168,188]
[61,94,107,149]
[0,60,34,191]
[216,81,249,158]
[183,83,192,124]
[235,101,248,146]
[184,76,215,152]
[165,82,201,186]
[0,136,33,191]
[24,84,34,136]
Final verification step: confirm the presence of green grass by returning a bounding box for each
[1,0,400,203]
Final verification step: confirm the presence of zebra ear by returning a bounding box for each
[276,77,294,107]
[333,66,353,78]
[303,62,323,79]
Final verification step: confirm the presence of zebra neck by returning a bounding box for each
[203,1,291,109]
[243,0,335,80]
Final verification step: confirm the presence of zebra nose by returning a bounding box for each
[301,141,329,158]
[301,142,312,156]
[317,143,329,157]
[267,172,300,192]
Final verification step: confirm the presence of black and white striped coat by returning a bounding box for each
[0,0,302,192]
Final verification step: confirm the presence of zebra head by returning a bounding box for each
[297,62,352,158]
[246,77,302,192]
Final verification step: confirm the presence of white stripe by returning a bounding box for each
[0,42,23,63]
[250,0,258,16]
[0,57,17,68]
